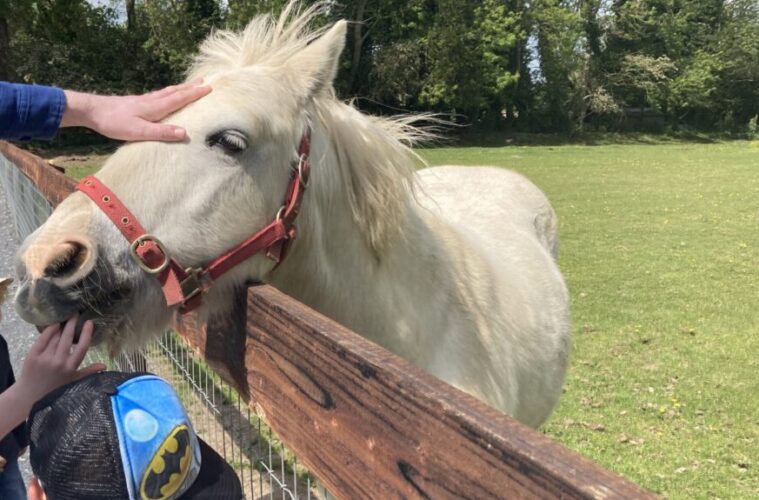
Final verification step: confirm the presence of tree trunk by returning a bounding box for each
[0,9,12,81]
[348,0,368,94]
[126,0,136,31]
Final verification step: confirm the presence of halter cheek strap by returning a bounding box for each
[76,128,312,314]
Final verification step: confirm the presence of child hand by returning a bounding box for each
[0,316,106,443]
[28,477,46,500]
[17,316,106,404]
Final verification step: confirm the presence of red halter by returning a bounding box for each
[76,129,312,314]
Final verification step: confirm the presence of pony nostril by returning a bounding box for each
[44,241,90,279]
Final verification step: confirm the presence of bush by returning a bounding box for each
[748,115,758,139]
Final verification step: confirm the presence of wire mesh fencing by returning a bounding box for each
[99,334,320,500]
[0,152,55,241]
[0,152,328,500]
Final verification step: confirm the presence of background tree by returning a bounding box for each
[10,1,130,92]
[530,0,587,132]
[227,0,299,28]
[0,1,12,81]
[126,0,136,31]
[419,0,521,125]
[1,0,757,135]
[140,0,223,84]
[715,0,759,130]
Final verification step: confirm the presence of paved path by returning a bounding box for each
[0,176,36,483]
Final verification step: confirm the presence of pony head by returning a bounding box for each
[14,3,359,352]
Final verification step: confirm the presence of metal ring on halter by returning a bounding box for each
[275,206,286,222]
[296,154,309,188]
[129,234,170,274]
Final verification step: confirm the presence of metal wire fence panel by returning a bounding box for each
[92,335,320,500]
[0,151,326,500]
[0,153,54,241]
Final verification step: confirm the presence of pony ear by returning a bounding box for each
[287,20,347,98]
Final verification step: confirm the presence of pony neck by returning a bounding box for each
[267,99,423,314]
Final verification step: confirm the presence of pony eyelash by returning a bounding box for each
[207,130,249,154]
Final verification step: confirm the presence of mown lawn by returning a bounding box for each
[420,141,759,499]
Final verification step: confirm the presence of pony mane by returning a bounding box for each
[314,99,437,252]
[189,0,439,253]
[187,1,328,80]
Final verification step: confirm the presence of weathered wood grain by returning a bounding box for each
[0,141,76,206]
[233,285,654,499]
[2,142,656,499]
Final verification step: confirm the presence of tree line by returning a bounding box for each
[1,0,757,134]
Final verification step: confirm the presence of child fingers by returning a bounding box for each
[44,327,63,356]
[27,477,46,500]
[29,324,61,355]
[54,315,79,359]
[67,320,95,370]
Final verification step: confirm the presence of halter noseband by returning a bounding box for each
[76,128,312,314]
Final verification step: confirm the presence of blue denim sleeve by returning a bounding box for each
[0,82,66,140]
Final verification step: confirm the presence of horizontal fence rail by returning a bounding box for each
[0,141,655,499]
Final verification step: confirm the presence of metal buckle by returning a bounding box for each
[129,234,170,274]
[180,267,208,302]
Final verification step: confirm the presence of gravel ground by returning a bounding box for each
[0,180,36,483]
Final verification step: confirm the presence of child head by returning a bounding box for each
[27,371,242,499]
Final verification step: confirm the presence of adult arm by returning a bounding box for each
[0,82,65,140]
[1,80,210,142]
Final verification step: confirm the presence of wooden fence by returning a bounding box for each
[0,141,655,499]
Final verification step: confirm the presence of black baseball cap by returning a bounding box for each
[28,371,243,500]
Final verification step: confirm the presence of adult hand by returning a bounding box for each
[0,454,6,472]
[61,79,211,142]
[17,316,106,405]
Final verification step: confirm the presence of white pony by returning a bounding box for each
[14,2,570,427]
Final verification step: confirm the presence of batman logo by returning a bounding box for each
[140,425,193,500]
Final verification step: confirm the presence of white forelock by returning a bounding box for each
[187,1,330,80]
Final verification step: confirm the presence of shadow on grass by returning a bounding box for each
[419,130,752,149]
[15,128,753,158]
[26,143,117,160]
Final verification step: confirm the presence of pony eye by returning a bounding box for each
[207,130,248,154]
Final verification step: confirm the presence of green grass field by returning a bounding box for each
[421,141,759,499]
[58,139,759,497]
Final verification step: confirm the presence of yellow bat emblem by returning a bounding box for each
[140,425,193,500]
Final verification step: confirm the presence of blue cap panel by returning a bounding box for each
[111,375,201,500]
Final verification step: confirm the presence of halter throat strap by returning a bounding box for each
[76,128,312,313]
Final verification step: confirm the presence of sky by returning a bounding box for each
[88,0,126,20]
